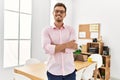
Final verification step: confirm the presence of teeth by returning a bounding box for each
[57,16,61,18]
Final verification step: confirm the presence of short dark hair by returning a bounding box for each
[54,3,67,12]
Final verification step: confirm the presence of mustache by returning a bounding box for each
[56,15,62,17]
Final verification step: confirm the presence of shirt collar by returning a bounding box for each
[52,23,65,30]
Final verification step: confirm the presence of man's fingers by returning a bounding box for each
[71,40,76,42]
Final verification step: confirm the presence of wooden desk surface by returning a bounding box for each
[14,62,47,80]
[74,61,94,71]
[14,61,94,80]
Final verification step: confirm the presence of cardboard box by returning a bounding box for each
[82,45,87,53]
[74,54,88,61]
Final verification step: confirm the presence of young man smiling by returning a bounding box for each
[42,3,77,80]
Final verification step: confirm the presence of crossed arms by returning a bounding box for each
[54,40,78,53]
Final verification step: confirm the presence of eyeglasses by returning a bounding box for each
[54,10,65,14]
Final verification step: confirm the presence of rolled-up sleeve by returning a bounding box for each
[42,28,55,54]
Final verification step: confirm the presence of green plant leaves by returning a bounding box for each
[73,49,81,54]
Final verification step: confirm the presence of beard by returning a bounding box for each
[55,16,63,22]
[56,19,62,22]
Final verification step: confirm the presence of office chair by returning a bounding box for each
[76,68,86,80]
[81,63,96,80]
[89,54,103,80]
[14,58,40,80]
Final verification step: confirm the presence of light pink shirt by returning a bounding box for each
[42,24,76,76]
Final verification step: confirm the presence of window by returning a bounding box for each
[4,0,32,68]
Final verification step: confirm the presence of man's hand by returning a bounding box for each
[65,40,78,50]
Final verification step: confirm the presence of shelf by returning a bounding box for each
[86,42,110,80]
[99,67,110,80]
[102,55,110,68]
[87,42,104,54]
[100,55,110,80]
[99,67,110,70]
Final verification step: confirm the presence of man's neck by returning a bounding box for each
[54,22,63,29]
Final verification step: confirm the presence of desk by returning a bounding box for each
[74,61,94,71]
[14,61,95,80]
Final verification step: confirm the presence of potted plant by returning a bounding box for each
[73,45,82,60]
[73,45,82,54]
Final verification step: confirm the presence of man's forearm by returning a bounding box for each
[54,40,78,53]
[55,43,66,53]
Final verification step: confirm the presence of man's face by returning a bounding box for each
[53,6,66,22]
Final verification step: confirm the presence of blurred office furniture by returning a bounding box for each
[76,68,86,80]
[14,58,40,80]
[81,63,96,80]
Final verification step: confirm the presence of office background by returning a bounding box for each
[0,0,120,80]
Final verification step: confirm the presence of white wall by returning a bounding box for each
[31,0,50,61]
[0,0,3,66]
[72,0,120,79]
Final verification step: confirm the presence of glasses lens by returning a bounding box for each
[54,10,65,14]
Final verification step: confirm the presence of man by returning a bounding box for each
[42,3,77,80]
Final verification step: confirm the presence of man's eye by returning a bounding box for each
[54,10,65,14]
